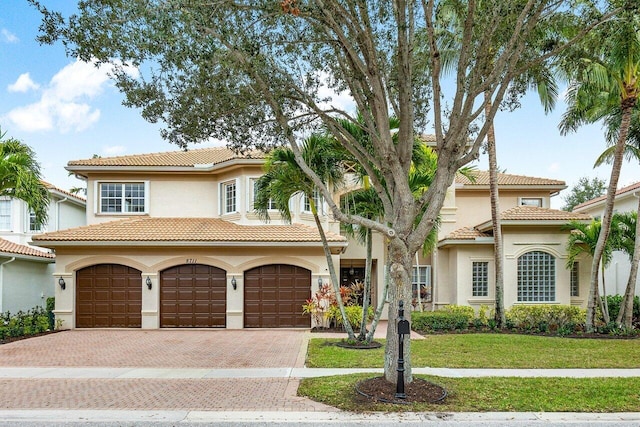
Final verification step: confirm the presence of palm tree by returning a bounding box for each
[559,11,640,331]
[595,114,640,328]
[564,219,615,324]
[0,129,48,227]
[254,134,357,339]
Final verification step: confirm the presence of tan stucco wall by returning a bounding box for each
[52,245,334,330]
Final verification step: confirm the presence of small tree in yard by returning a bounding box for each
[33,0,620,384]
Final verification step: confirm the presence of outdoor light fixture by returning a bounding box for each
[58,277,66,290]
[318,277,323,286]
[349,261,355,276]
[231,276,237,290]
[146,276,152,290]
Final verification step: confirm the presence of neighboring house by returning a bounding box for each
[32,147,590,330]
[573,181,640,296]
[0,182,86,313]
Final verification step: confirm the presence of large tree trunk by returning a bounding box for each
[485,93,506,327]
[384,239,414,384]
[617,197,640,328]
[586,100,635,331]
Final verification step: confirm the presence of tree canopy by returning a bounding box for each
[562,176,607,211]
[32,0,622,382]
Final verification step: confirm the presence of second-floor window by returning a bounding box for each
[221,180,237,214]
[99,183,146,213]
[520,197,543,207]
[0,199,11,230]
[303,190,323,214]
[251,178,276,210]
[29,210,42,232]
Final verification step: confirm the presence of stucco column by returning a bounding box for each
[141,273,159,329]
[53,273,73,330]
[227,273,243,329]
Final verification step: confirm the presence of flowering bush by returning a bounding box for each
[0,306,51,341]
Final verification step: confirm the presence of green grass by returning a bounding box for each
[298,374,640,412]
[306,334,640,368]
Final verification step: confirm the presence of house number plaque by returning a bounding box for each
[186,258,198,264]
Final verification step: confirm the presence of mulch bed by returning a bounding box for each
[0,330,62,345]
[356,376,447,404]
[336,340,382,349]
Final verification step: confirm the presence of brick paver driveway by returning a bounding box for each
[0,329,306,368]
[0,329,337,412]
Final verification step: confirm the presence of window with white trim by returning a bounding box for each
[412,266,432,301]
[0,200,11,230]
[99,183,146,213]
[520,197,543,207]
[570,262,579,297]
[472,261,489,297]
[303,189,323,214]
[221,180,237,214]
[28,210,43,232]
[251,178,276,210]
[517,251,556,302]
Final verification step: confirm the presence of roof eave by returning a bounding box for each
[438,237,494,248]
[32,240,348,248]
[476,219,591,232]
[65,158,265,174]
[0,252,54,263]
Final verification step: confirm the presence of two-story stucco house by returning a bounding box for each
[573,181,640,296]
[32,147,592,330]
[0,182,85,313]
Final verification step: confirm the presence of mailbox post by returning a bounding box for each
[395,300,410,399]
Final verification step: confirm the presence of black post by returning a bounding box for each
[395,300,410,399]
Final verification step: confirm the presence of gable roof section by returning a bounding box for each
[439,206,591,247]
[41,180,86,204]
[0,238,54,261]
[67,147,267,168]
[31,217,347,248]
[455,171,565,189]
[573,181,640,212]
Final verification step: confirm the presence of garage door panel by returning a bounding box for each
[76,264,142,328]
[244,264,310,328]
[160,264,226,328]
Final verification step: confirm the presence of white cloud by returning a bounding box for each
[1,29,18,43]
[548,162,560,172]
[103,145,127,155]
[4,58,138,133]
[8,73,40,93]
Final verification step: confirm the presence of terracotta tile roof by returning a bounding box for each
[573,181,640,211]
[442,227,491,240]
[0,238,54,259]
[499,206,592,221]
[41,180,86,203]
[67,147,267,167]
[455,171,565,187]
[32,217,347,245]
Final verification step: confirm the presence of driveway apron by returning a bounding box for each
[0,329,336,412]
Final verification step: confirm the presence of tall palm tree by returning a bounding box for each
[254,134,357,339]
[559,10,640,331]
[594,112,640,328]
[0,129,48,227]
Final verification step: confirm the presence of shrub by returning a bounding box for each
[412,310,469,332]
[505,305,585,333]
[0,306,50,340]
[46,297,55,330]
[327,305,374,329]
[604,295,640,326]
[441,304,475,323]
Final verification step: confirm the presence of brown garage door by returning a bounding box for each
[76,264,142,328]
[244,264,310,328]
[161,264,226,328]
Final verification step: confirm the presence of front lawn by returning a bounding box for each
[298,374,640,412]
[306,334,640,368]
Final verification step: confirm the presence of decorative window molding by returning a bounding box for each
[472,261,489,297]
[517,250,556,302]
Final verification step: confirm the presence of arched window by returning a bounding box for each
[517,251,555,302]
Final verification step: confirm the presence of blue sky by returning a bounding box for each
[1,2,639,209]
